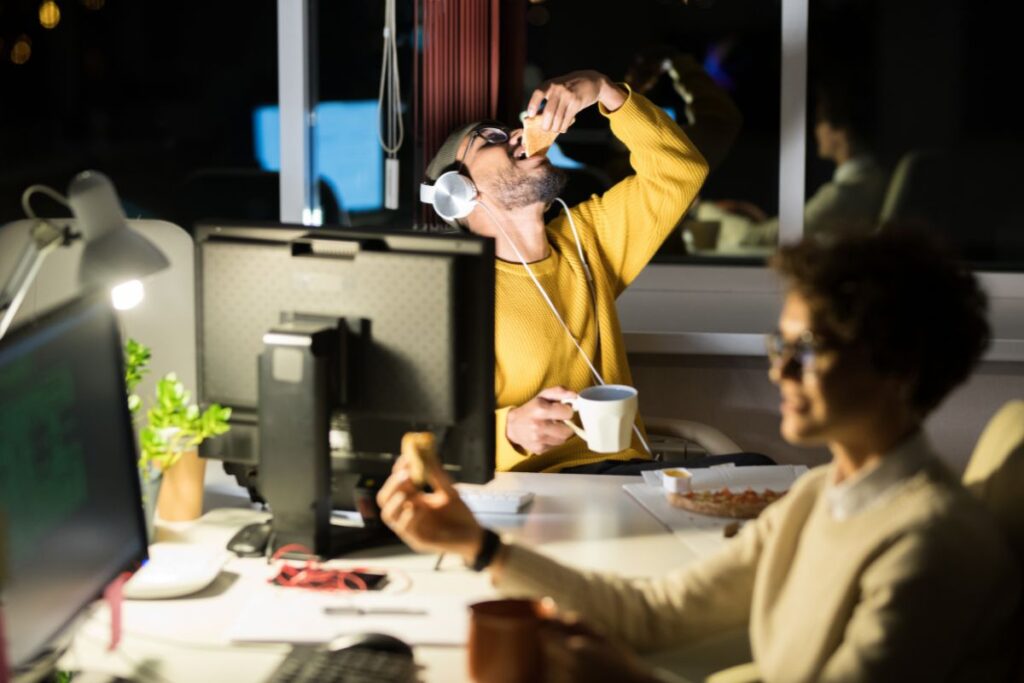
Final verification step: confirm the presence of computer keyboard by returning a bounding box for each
[456,488,534,514]
[268,644,415,683]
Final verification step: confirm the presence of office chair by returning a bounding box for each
[644,416,743,460]
[962,400,1024,682]
[963,400,1024,563]
[879,146,1024,263]
[878,149,954,230]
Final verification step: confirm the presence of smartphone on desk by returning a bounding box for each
[352,571,388,591]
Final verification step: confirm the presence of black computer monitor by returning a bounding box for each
[194,223,494,555]
[0,295,148,675]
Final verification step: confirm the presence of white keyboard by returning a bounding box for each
[456,488,535,515]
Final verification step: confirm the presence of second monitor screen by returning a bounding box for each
[195,224,495,491]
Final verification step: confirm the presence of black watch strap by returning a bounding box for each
[471,528,502,572]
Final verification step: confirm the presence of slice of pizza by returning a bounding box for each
[401,431,438,488]
[521,114,560,157]
[667,487,785,519]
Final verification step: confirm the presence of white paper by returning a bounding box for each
[228,588,475,646]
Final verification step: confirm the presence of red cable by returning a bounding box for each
[268,544,370,592]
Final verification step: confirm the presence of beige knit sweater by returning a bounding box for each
[496,454,1021,682]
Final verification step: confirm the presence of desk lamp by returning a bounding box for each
[0,170,169,340]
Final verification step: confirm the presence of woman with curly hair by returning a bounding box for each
[378,230,1020,683]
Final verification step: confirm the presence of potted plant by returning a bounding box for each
[124,338,231,526]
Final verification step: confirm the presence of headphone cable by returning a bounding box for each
[478,199,652,455]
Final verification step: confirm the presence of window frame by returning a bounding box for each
[277,0,1024,361]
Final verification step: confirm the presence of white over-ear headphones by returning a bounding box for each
[419,171,477,224]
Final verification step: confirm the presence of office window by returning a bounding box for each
[525,0,783,264]
[316,1,415,228]
[254,100,384,213]
[0,1,278,232]
[807,0,1024,270]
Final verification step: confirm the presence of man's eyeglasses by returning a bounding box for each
[459,126,511,166]
[764,330,832,375]
[472,126,511,146]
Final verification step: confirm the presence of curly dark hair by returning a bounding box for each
[771,229,990,416]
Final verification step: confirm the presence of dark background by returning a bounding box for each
[1,0,1021,265]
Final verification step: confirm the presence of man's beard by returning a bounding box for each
[493,163,568,209]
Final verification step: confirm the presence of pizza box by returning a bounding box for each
[657,464,810,495]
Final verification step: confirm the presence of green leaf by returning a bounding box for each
[139,425,170,468]
[125,351,232,469]
[123,338,151,395]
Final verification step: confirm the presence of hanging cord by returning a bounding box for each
[477,200,652,455]
[377,0,404,156]
[378,0,403,210]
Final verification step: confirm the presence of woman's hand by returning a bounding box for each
[376,453,484,563]
[527,70,627,133]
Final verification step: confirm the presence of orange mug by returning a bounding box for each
[467,598,550,683]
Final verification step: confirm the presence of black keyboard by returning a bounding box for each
[268,644,416,683]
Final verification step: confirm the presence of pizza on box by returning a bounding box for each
[661,467,794,519]
[667,487,786,519]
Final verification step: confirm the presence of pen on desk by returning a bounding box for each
[323,606,429,616]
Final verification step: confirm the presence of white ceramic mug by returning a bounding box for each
[560,385,638,453]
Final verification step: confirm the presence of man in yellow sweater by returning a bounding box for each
[421,70,714,473]
[379,232,1021,682]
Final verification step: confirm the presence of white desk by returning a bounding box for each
[61,473,747,682]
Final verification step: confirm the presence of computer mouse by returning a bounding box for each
[226,521,272,557]
[332,632,414,657]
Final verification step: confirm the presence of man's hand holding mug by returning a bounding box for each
[507,385,639,455]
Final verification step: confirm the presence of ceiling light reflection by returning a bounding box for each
[39,0,61,29]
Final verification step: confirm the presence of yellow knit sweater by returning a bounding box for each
[494,88,709,472]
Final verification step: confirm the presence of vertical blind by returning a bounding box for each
[415,0,525,229]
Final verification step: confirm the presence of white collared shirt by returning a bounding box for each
[832,154,879,185]
[825,431,935,520]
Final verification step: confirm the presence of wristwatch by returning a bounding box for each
[470,528,502,572]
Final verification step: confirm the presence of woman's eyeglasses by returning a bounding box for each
[765,330,832,375]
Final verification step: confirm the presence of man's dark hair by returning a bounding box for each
[771,229,990,416]
[814,79,874,148]
[424,119,507,185]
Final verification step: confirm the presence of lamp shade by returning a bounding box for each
[67,171,170,290]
